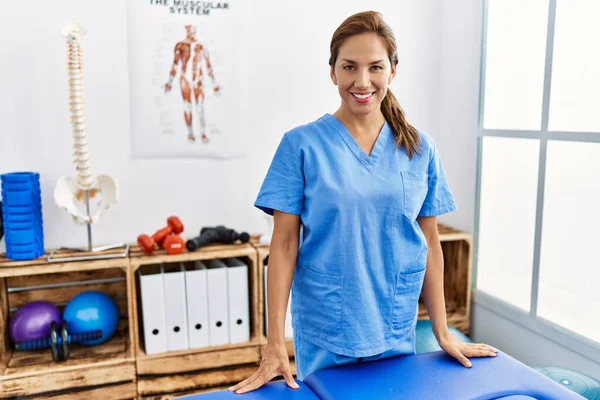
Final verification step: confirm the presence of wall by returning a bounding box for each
[0,0,444,251]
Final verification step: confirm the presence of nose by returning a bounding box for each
[355,68,370,89]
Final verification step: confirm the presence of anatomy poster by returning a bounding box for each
[127,0,247,158]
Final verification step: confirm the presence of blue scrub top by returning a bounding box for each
[255,113,456,357]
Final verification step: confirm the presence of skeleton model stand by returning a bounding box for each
[48,21,129,262]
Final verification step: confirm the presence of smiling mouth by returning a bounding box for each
[352,92,374,99]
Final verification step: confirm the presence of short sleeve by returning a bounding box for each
[418,143,456,217]
[254,134,304,216]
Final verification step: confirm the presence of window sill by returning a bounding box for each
[472,289,600,364]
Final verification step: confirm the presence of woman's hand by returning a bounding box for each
[228,342,299,394]
[437,331,498,368]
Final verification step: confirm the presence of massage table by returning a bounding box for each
[179,351,584,399]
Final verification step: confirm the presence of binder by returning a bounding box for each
[224,258,250,344]
[264,264,294,339]
[162,262,189,351]
[205,259,230,346]
[138,264,168,355]
[184,260,210,349]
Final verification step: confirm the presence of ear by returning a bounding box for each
[388,62,397,84]
[330,65,337,86]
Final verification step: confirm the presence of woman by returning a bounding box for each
[230,10,497,395]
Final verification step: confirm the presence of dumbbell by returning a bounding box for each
[186,225,250,251]
[14,320,102,362]
[163,233,185,255]
[137,217,184,254]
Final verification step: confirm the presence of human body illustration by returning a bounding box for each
[165,25,220,144]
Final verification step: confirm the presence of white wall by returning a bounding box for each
[0,0,444,250]
[439,0,482,233]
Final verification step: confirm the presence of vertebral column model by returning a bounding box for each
[53,20,118,226]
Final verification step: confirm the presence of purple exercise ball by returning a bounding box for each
[9,301,62,343]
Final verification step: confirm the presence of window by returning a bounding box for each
[475,0,600,348]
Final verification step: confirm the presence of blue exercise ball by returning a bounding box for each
[535,366,600,400]
[415,320,473,354]
[63,291,120,346]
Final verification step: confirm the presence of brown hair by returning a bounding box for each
[329,11,421,158]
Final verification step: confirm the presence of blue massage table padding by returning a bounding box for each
[179,351,585,399]
[303,351,584,400]
[181,380,319,399]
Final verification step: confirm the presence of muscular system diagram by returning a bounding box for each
[164,25,221,144]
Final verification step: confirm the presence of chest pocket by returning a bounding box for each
[401,171,429,221]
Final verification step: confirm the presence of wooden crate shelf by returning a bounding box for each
[130,243,263,397]
[0,223,471,398]
[0,252,137,399]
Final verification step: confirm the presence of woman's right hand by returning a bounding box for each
[228,341,299,394]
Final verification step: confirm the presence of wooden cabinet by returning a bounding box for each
[0,223,471,398]
[0,251,137,399]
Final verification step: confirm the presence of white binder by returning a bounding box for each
[138,264,168,355]
[264,264,294,339]
[224,258,250,344]
[162,262,189,351]
[205,259,230,346]
[184,261,210,349]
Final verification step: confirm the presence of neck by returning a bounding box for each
[333,107,385,136]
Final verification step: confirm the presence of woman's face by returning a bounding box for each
[331,33,396,118]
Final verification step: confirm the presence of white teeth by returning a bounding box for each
[353,93,373,99]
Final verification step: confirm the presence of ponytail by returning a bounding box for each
[381,89,421,158]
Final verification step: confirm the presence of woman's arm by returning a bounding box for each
[229,210,301,394]
[266,211,301,346]
[417,216,449,340]
[417,216,498,368]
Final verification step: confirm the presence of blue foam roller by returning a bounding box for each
[3,220,39,230]
[5,243,43,253]
[4,228,40,245]
[0,172,40,184]
[1,181,40,191]
[176,381,320,400]
[534,367,599,400]
[6,250,44,261]
[1,189,41,205]
[303,351,585,400]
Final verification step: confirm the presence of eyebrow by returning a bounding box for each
[341,59,385,65]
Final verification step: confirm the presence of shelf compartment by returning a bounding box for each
[0,263,136,398]
[136,347,260,398]
[130,242,262,395]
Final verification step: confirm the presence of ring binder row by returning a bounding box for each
[263,264,293,339]
[138,258,250,355]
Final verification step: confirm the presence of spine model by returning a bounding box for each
[54,20,119,226]
[65,27,94,194]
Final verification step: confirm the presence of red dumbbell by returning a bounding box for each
[137,217,184,254]
[163,233,185,255]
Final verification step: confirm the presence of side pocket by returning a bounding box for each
[401,171,428,221]
[391,268,426,334]
[297,266,343,339]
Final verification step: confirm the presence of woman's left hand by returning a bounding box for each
[437,331,498,368]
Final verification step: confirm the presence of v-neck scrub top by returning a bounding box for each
[255,113,456,358]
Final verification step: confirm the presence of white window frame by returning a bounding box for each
[473,0,600,363]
